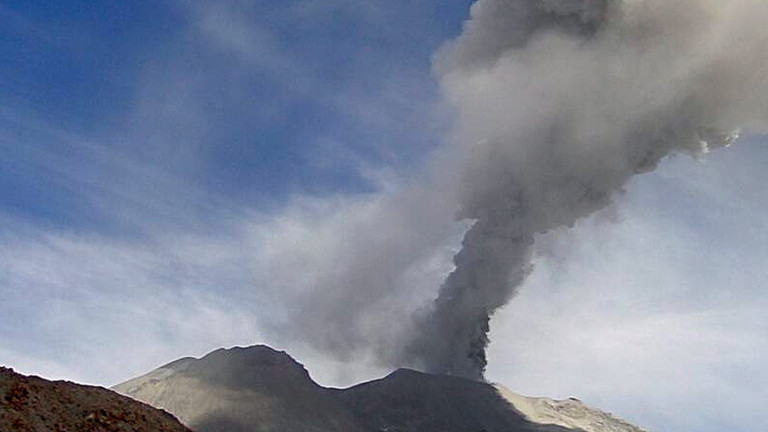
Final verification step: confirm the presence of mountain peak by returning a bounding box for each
[114,345,363,432]
[193,344,312,389]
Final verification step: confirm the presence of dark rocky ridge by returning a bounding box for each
[339,368,580,432]
[0,366,191,432]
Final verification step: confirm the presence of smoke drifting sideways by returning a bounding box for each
[400,0,768,381]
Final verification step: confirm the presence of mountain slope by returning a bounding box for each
[113,346,364,432]
[114,345,648,432]
[496,387,647,432]
[339,368,577,432]
[0,366,191,432]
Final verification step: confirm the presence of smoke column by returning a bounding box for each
[402,0,768,380]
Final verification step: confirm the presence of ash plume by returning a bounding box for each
[401,0,768,380]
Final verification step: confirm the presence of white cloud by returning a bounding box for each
[486,140,768,432]
[0,180,460,387]
[0,217,264,384]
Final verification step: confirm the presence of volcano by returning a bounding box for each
[114,345,647,432]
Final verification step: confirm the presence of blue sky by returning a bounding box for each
[0,1,471,228]
[1,2,767,432]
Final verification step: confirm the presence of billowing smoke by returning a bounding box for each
[400,0,768,380]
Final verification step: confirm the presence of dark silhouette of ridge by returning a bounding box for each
[339,368,580,432]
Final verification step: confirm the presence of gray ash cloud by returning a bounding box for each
[400,0,768,380]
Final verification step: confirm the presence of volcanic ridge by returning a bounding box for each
[114,345,648,432]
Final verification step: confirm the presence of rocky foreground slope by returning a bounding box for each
[0,366,191,432]
[115,345,648,432]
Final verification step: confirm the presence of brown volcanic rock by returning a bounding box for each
[0,366,191,432]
